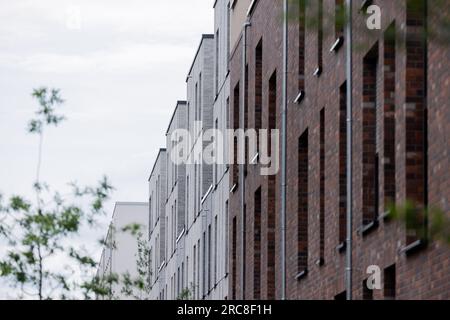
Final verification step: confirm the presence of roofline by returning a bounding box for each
[186,34,214,82]
[114,202,149,206]
[148,148,167,181]
[113,202,149,219]
[165,100,187,135]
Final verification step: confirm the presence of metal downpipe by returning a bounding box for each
[281,0,288,301]
[345,0,353,301]
[240,20,251,300]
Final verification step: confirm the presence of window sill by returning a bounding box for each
[295,269,308,281]
[315,257,325,267]
[400,239,427,256]
[336,241,346,253]
[379,210,392,222]
[250,153,259,165]
[176,228,186,244]
[201,184,214,204]
[330,36,344,53]
[313,66,322,77]
[360,220,379,236]
[294,90,305,104]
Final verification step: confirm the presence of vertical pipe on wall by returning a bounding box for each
[281,0,288,301]
[241,20,251,300]
[345,0,353,301]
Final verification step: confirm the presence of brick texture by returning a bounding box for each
[228,0,450,300]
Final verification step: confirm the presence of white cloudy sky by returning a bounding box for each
[0,0,213,297]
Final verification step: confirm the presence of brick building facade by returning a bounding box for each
[228,0,450,300]
[111,0,450,300]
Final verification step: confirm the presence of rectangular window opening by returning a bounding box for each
[338,82,347,248]
[253,187,261,299]
[362,42,379,229]
[384,264,396,300]
[297,129,309,277]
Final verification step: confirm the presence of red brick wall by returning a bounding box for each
[228,0,449,300]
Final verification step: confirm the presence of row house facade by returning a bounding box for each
[106,0,449,300]
[148,0,232,300]
[228,0,449,300]
[148,149,167,299]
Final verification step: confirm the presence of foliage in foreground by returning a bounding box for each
[0,88,150,300]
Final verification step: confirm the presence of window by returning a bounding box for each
[363,278,374,300]
[181,263,184,293]
[149,248,153,284]
[226,97,230,129]
[225,201,229,274]
[197,239,200,298]
[186,176,190,226]
[199,73,202,123]
[187,102,190,132]
[156,177,160,219]
[208,225,212,291]
[165,216,168,259]
[194,165,197,216]
[152,191,155,227]
[149,196,152,235]
[319,108,325,264]
[193,244,197,298]
[316,0,323,75]
[244,64,249,176]
[405,0,428,248]
[383,22,396,213]
[172,204,175,253]
[186,257,189,289]
[384,264,396,300]
[298,0,305,95]
[214,118,219,185]
[253,187,261,299]
[255,39,263,153]
[242,204,246,298]
[156,235,159,268]
[202,233,206,297]
[232,216,237,299]
[177,267,180,297]
[215,29,220,95]
[335,291,346,300]
[267,70,277,299]
[172,141,176,188]
[227,2,231,71]
[362,42,379,229]
[195,82,198,121]
[214,215,218,285]
[174,135,178,182]
[175,199,178,240]
[232,82,240,188]
[268,71,277,154]
[338,82,347,249]
[297,129,309,278]
[331,0,344,52]
[197,164,201,217]
[335,0,344,39]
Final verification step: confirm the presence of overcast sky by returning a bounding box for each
[0,0,213,297]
